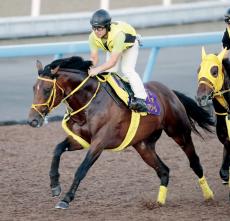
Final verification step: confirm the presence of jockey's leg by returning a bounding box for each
[121,40,147,99]
[121,40,148,112]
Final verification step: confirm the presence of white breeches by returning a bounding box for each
[106,40,147,99]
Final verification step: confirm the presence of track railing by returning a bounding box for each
[0,31,222,82]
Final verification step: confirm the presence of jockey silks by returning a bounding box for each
[89,21,136,52]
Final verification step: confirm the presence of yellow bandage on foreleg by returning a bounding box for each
[225,115,230,139]
[156,185,168,205]
[198,176,214,200]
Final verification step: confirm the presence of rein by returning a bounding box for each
[32,75,101,119]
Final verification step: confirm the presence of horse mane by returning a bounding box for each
[42,56,93,76]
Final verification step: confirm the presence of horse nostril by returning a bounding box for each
[28,119,39,127]
[201,95,207,101]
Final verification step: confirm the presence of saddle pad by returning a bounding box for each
[100,74,161,115]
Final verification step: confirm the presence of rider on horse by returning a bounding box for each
[88,9,148,112]
[222,8,230,73]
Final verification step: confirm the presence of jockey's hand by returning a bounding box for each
[88,67,101,77]
[222,29,230,50]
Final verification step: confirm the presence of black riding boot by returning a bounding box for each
[129,97,148,112]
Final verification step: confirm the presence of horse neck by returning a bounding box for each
[222,68,230,105]
[58,70,99,122]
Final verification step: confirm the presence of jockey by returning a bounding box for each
[222,8,230,58]
[88,9,148,112]
[222,8,230,72]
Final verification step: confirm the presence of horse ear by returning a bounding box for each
[217,47,227,62]
[201,46,206,60]
[36,60,43,74]
[51,66,60,75]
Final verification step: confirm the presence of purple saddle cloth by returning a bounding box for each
[111,73,160,115]
[145,89,161,115]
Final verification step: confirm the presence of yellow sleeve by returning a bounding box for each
[88,32,98,52]
[112,32,126,53]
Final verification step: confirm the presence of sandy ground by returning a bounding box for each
[0,122,229,221]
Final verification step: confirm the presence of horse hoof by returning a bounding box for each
[55,201,69,209]
[222,180,229,185]
[51,185,61,197]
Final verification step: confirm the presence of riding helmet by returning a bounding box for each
[90,9,111,27]
[224,8,230,24]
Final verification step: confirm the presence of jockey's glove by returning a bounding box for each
[222,29,230,50]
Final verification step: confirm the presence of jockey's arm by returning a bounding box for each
[95,51,121,72]
[89,33,99,66]
[90,50,99,66]
[88,32,125,76]
[222,28,230,59]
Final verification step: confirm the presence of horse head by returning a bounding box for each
[28,56,93,128]
[28,60,64,127]
[196,47,227,107]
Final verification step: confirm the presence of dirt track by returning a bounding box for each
[0,122,229,221]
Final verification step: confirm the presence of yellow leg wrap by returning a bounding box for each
[156,185,168,205]
[198,176,214,200]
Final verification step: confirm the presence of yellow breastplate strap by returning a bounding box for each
[62,110,140,152]
[60,73,142,151]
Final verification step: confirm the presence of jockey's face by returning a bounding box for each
[92,26,107,38]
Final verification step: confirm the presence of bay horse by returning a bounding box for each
[28,56,214,209]
[196,47,230,200]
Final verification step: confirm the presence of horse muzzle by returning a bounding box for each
[27,109,46,128]
[196,95,210,107]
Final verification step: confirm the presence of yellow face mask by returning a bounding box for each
[198,47,226,92]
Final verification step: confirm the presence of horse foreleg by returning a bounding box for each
[134,139,170,205]
[219,144,230,185]
[49,138,69,197]
[174,134,214,200]
[55,144,103,209]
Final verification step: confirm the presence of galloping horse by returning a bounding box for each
[28,56,214,209]
[196,47,230,200]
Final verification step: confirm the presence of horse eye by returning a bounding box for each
[210,66,218,77]
[197,66,201,73]
[43,88,52,96]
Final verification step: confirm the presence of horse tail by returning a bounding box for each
[173,90,215,137]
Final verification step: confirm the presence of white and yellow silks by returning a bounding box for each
[198,47,230,139]
[62,73,148,152]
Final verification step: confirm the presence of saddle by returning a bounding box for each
[97,72,161,116]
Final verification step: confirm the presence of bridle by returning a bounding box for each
[31,76,64,119]
[31,74,101,119]
[198,63,230,114]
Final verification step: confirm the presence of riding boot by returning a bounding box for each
[129,97,148,112]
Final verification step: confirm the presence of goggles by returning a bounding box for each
[92,26,105,31]
[224,16,230,24]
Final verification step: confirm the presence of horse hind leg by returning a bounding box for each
[219,143,230,201]
[170,129,214,201]
[134,130,170,205]
[219,146,230,185]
